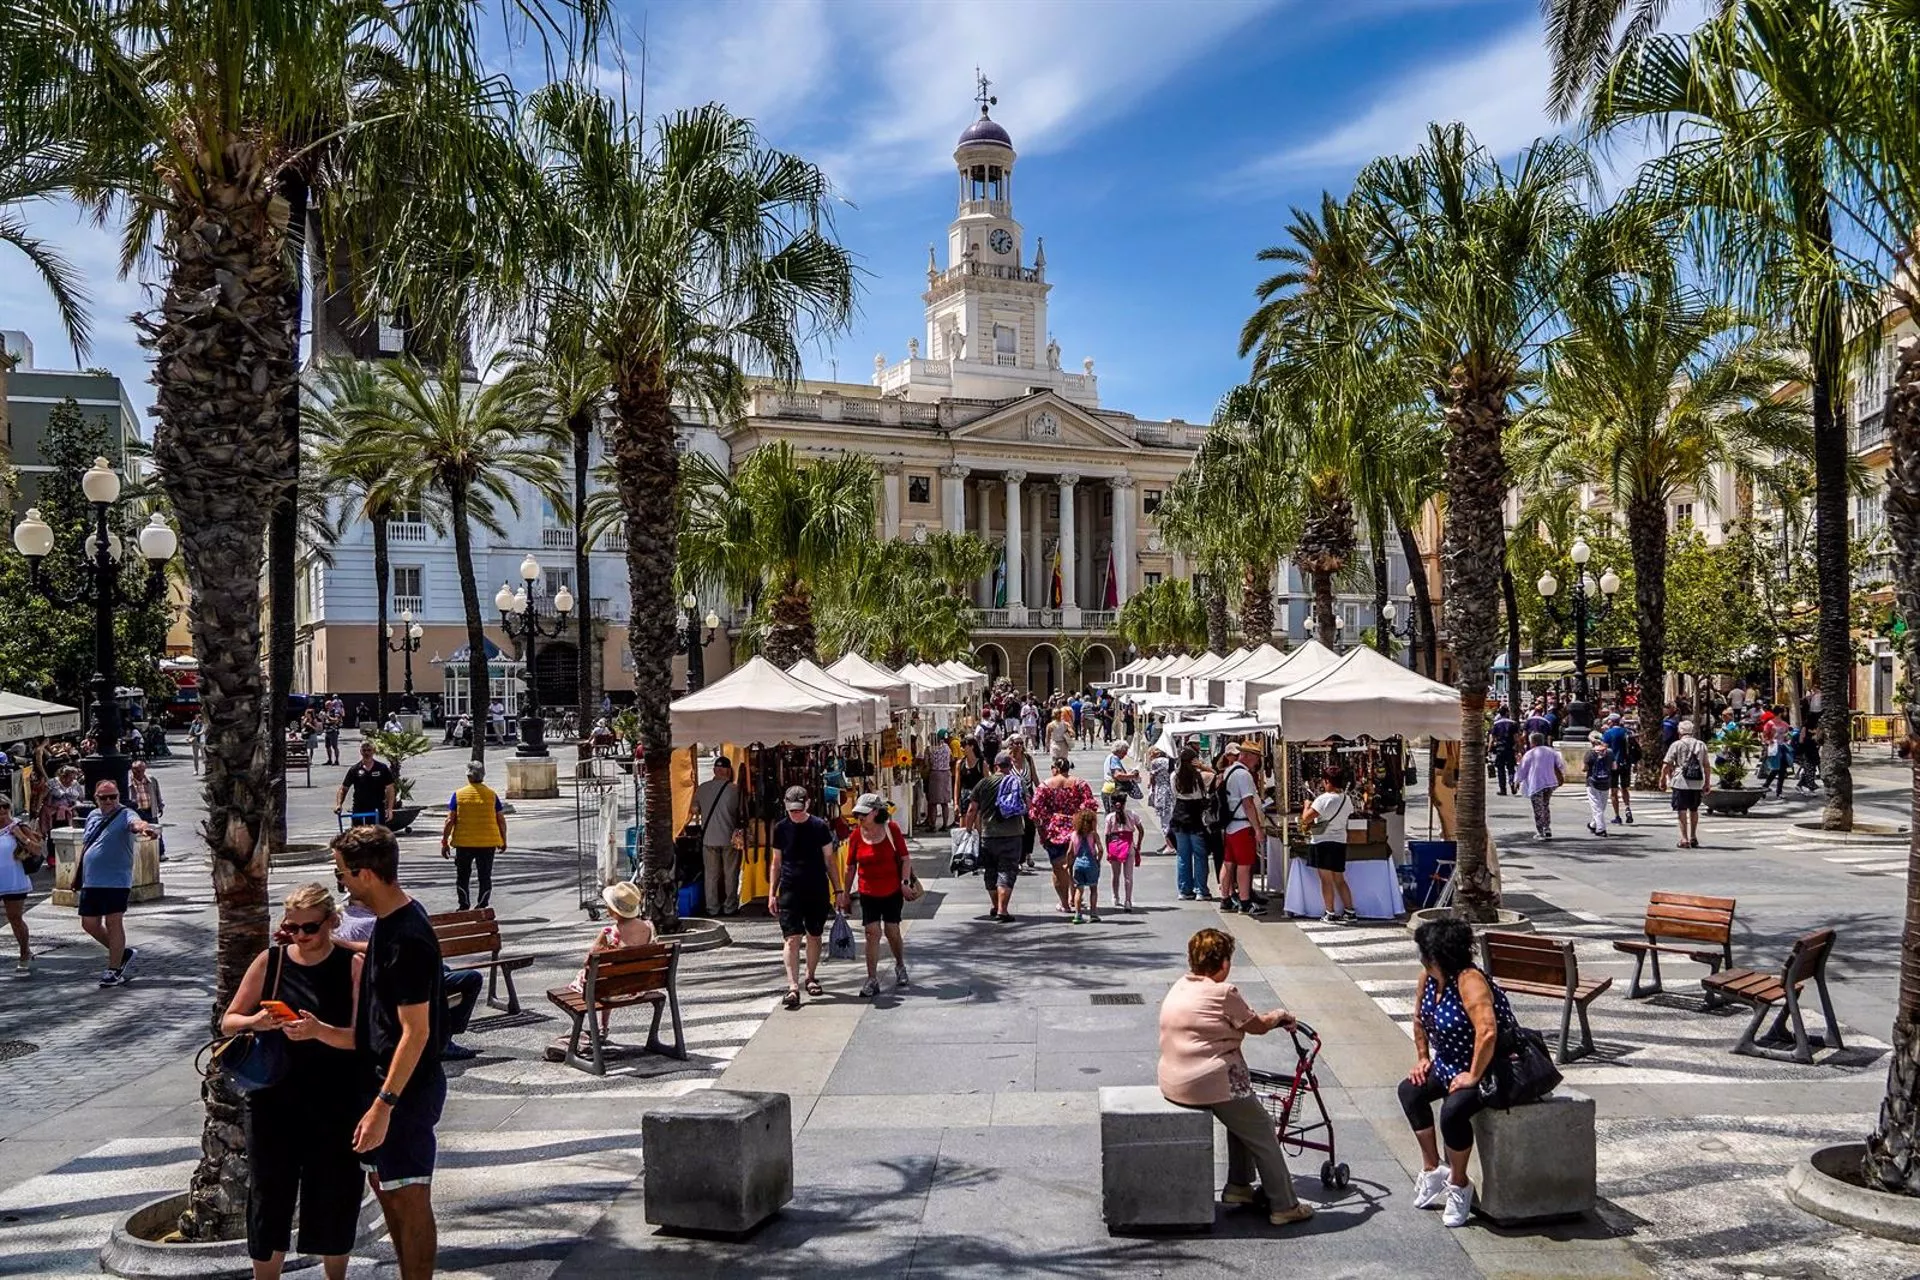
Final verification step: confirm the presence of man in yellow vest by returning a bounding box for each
[441,761,508,911]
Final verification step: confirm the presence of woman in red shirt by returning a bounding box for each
[847,794,916,998]
[1028,758,1096,915]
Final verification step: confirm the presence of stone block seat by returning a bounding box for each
[642,1090,792,1236]
[1470,1088,1596,1225]
[1099,1085,1215,1232]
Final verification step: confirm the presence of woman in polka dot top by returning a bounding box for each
[1398,916,1519,1228]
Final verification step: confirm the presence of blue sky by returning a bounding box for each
[5,0,1583,429]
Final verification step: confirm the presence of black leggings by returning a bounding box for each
[245,1092,361,1261]
[1398,1075,1489,1152]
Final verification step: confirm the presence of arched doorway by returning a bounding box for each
[974,643,1008,684]
[534,641,578,710]
[1026,643,1059,697]
[1083,643,1115,685]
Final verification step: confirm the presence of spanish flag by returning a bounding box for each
[1049,547,1064,607]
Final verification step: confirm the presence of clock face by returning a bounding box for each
[988,228,1013,255]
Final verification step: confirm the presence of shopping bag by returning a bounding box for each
[949,827,980,875]
[827,910,856,961]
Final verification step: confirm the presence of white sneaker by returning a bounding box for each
[1442,1179,1474,1228]
[1412,1167,1448,1210]
[894,963,910,989]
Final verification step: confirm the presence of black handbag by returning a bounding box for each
[198,948,290,1096]
[1479,1023,1563,1109]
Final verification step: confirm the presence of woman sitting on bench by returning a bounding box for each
[1400,917,1520,1230]
[569,882,655,1034]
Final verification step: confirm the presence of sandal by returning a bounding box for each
[783,987,801,1010]
[805,978,824,997]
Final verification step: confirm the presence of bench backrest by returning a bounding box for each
[1481,930,1577,988]
[430,907,502,961]
[1783,928,1837,985]
[583,942,676,1002]
[1643,892,1736,946]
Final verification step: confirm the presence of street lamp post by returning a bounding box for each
[675,591,721,693]
[386,610,425,712]
[1536,537,1621,733]
[1381,581,1418,666]
[11,457,176,799]
[495,554,573,758]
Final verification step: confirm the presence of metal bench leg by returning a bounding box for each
[1813,974,1845,1050]
[1729,999,1770,1058]
[491,967,520,1016]
[1646,949,1664,998]
[1557,992,1577,1065]
[585,1007,608,1076]
[1700,958,1728,1010]
[1572,999,1596,1061]
[561,1009,589,1073]
[665,985,687,1060]
[644,998,668,1056]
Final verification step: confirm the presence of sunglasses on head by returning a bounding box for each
[282,919,327,936]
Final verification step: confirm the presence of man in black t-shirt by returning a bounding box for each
[334,741,396,825]
[333,824,443,1278]
[769,786,847,1010]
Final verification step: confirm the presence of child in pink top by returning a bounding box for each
[1101,792,1144,912]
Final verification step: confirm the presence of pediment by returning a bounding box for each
[948,393,1140,451]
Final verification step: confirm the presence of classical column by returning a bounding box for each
[1078,484,1094,608]
[1110,474,1136,605]
[1004,470,1026,609]
[1027,484,1043,608]
[880,460,902,540]
[975,477,995,606]
[940,463,969,536]
[1057,474,1079,609]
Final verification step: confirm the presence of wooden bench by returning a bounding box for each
[1701,928,1844,1064]
[284,738,312,788]
[1481,931,1613,1064]
[1612,891,1737,1002]
[429,907,534,1015]
[545,942,686,1075]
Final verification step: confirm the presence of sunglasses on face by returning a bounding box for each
[282,919,327,936]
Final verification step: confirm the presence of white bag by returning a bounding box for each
[949,827,980,874]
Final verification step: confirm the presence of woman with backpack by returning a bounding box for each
[1581,731,1615,837]
[1101,789,1144,912]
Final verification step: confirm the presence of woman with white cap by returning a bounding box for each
[771,786,849,1009]
[1581,730,1615,837]
[846,793,914,998]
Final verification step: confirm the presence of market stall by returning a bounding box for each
[1198,643,1287,708]
[1173,650,1237,703]
[827,652,913,712]
[1226,639,1341,714]
[1256,646,1462,920]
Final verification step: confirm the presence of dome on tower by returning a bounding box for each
[958,107,1012,149]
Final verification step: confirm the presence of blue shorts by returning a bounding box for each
[77,886,131,918]
[1071,858,1101,888]
[360,1068,446,1190]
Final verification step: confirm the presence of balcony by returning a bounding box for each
[392,594,423,615]
[540,527,571,551]
[1080,610,1116,629]
[1855,412,1889,454]
[388,522,429,544]
[601,530,627,553]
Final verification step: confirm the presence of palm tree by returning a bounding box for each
[679,441,875,669]
[0,125,90,356]
[501,310,612,735]
[346,357,568,760]
[1117,578,1207,656]
[306,360,440,720]
[812,536,987,667]
[1173,389,1299,642]
[1347,124,1593,921]
[1154,475,1237,653]
[1513,243,1812,785]
[514,89,855,929]
[0,0,592,1236]
[1573,3,1871,828]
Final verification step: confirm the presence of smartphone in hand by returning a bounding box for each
[259,1000,299,1023]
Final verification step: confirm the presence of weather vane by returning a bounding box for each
[975,68,996,114]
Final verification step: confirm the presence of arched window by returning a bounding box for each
[987,165,1004,202]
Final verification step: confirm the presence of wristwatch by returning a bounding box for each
[377,1088,401,1107]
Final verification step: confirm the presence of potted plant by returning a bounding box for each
[1704,725,1764,815]
[365,726,433,831]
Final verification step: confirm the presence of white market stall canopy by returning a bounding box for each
[0,692,81,740]
[1175,650,1237,702]
[1145,653,1207,692]
[670,656,857,746]
[826,653,913,712]
[933,661,987,695]
[788,659,889,737]
[1200,644,1286,708]
[1258,644,1463,741]
[1152,712,1280,758]
[1228,640,1342,713]
[898,663,961,706]
[1111,656,1150,679]
[1124,655,1172,689]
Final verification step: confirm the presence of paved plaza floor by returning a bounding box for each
[3,734,1920,1277]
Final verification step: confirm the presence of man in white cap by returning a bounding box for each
[769,786,848,1009]
[1659,720,1712,848]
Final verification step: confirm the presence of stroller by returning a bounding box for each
[1250,1020,1350,1190]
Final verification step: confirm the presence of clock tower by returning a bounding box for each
[924,73,1050,374]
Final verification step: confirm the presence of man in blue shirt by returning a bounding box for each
[1601,713,1636,826]
[80,781,157,987]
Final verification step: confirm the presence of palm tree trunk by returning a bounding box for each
[1502,556,1520,711]
[1205,585,1230,654]
[1810,257,1854,828]
[572,411,597,733]
[1627,495,1669,788]
[1240,561,1274,640]
[449,484,488,765]
[764,581,817,670]
[1866,322,1920,1193]
[1311,569,1336,648]
[1372,540,1391,656]
[143,158,294,1241]
[1442,372,1509,923]
[266,173,307,849]
[373,514,391,722]
[610,371,681,932]
[1396,517,1436,677]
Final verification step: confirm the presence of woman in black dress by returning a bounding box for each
[221,883,363,1280]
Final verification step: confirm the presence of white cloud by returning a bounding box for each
[1241,20,1551,181]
